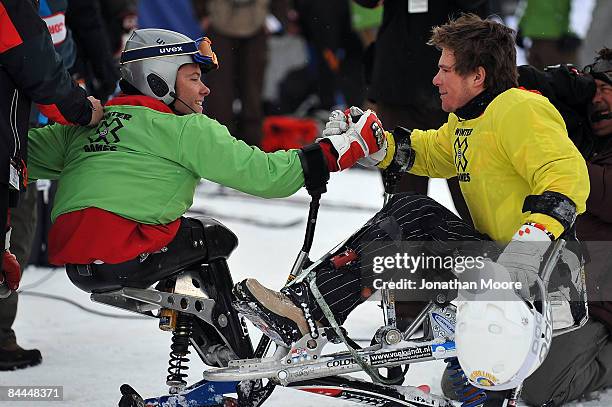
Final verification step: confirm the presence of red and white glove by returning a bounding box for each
[321,109,350,137]
[346,107,389,167]
[1,250,21,291]
[318,107,385,171]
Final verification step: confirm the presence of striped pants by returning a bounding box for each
[309,193,496,324]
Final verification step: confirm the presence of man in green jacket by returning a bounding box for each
[19,28,383,278]
[518,0,582,69]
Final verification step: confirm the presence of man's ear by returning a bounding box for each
[473,66,486,89]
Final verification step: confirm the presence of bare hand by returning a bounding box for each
[88,96,104,126]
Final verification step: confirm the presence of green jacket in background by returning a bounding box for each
[27,103,305,224]
[519,0,573,39]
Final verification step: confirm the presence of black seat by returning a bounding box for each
[66,216,238,293]
[194,216,239,261]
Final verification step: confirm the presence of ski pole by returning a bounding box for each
[500,239,566,406]
[240,187,326,406]
[379,127,413,327]
[254,189,325,358]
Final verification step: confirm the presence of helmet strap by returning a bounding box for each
[169,91,198,115]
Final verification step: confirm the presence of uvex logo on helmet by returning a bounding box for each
[159,46,183,54]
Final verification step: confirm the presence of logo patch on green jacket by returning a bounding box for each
[85,112,132,152]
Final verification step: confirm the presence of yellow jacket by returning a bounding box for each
[409,88,589,242]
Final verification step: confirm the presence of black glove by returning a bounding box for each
[380,126,416,191]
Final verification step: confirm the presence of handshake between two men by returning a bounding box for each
[318,106,553,306]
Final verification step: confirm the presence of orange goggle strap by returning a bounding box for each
[194,37,219,72]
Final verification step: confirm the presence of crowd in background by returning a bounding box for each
[34,0,607,149]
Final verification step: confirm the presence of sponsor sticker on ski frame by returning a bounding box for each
[369,346,433,367]
[431,312,455,335]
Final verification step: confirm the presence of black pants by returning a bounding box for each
[521,319,612,405]
[204,28,267,147]
[66,217,214,293]
[375,103,473,228]
[0,186,37,346]
[308,193,494,325]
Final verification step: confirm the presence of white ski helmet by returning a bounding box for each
[455,297,552,391]
[119,28,218,104]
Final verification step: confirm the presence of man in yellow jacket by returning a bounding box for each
[233,14,589,403]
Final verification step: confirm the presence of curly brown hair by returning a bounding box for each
[596,47,612,62]
[428,14,518,95]
[585,47,612,86]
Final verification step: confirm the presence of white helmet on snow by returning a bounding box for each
[119,28,218,104]
[455,262,553,391]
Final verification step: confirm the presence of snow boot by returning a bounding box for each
[0,338,42,371]
[233,279,316,347]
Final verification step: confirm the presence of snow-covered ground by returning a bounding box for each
[2,168,610,406]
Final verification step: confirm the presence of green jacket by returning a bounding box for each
[28,100,305,224]
[519,0,573,39]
